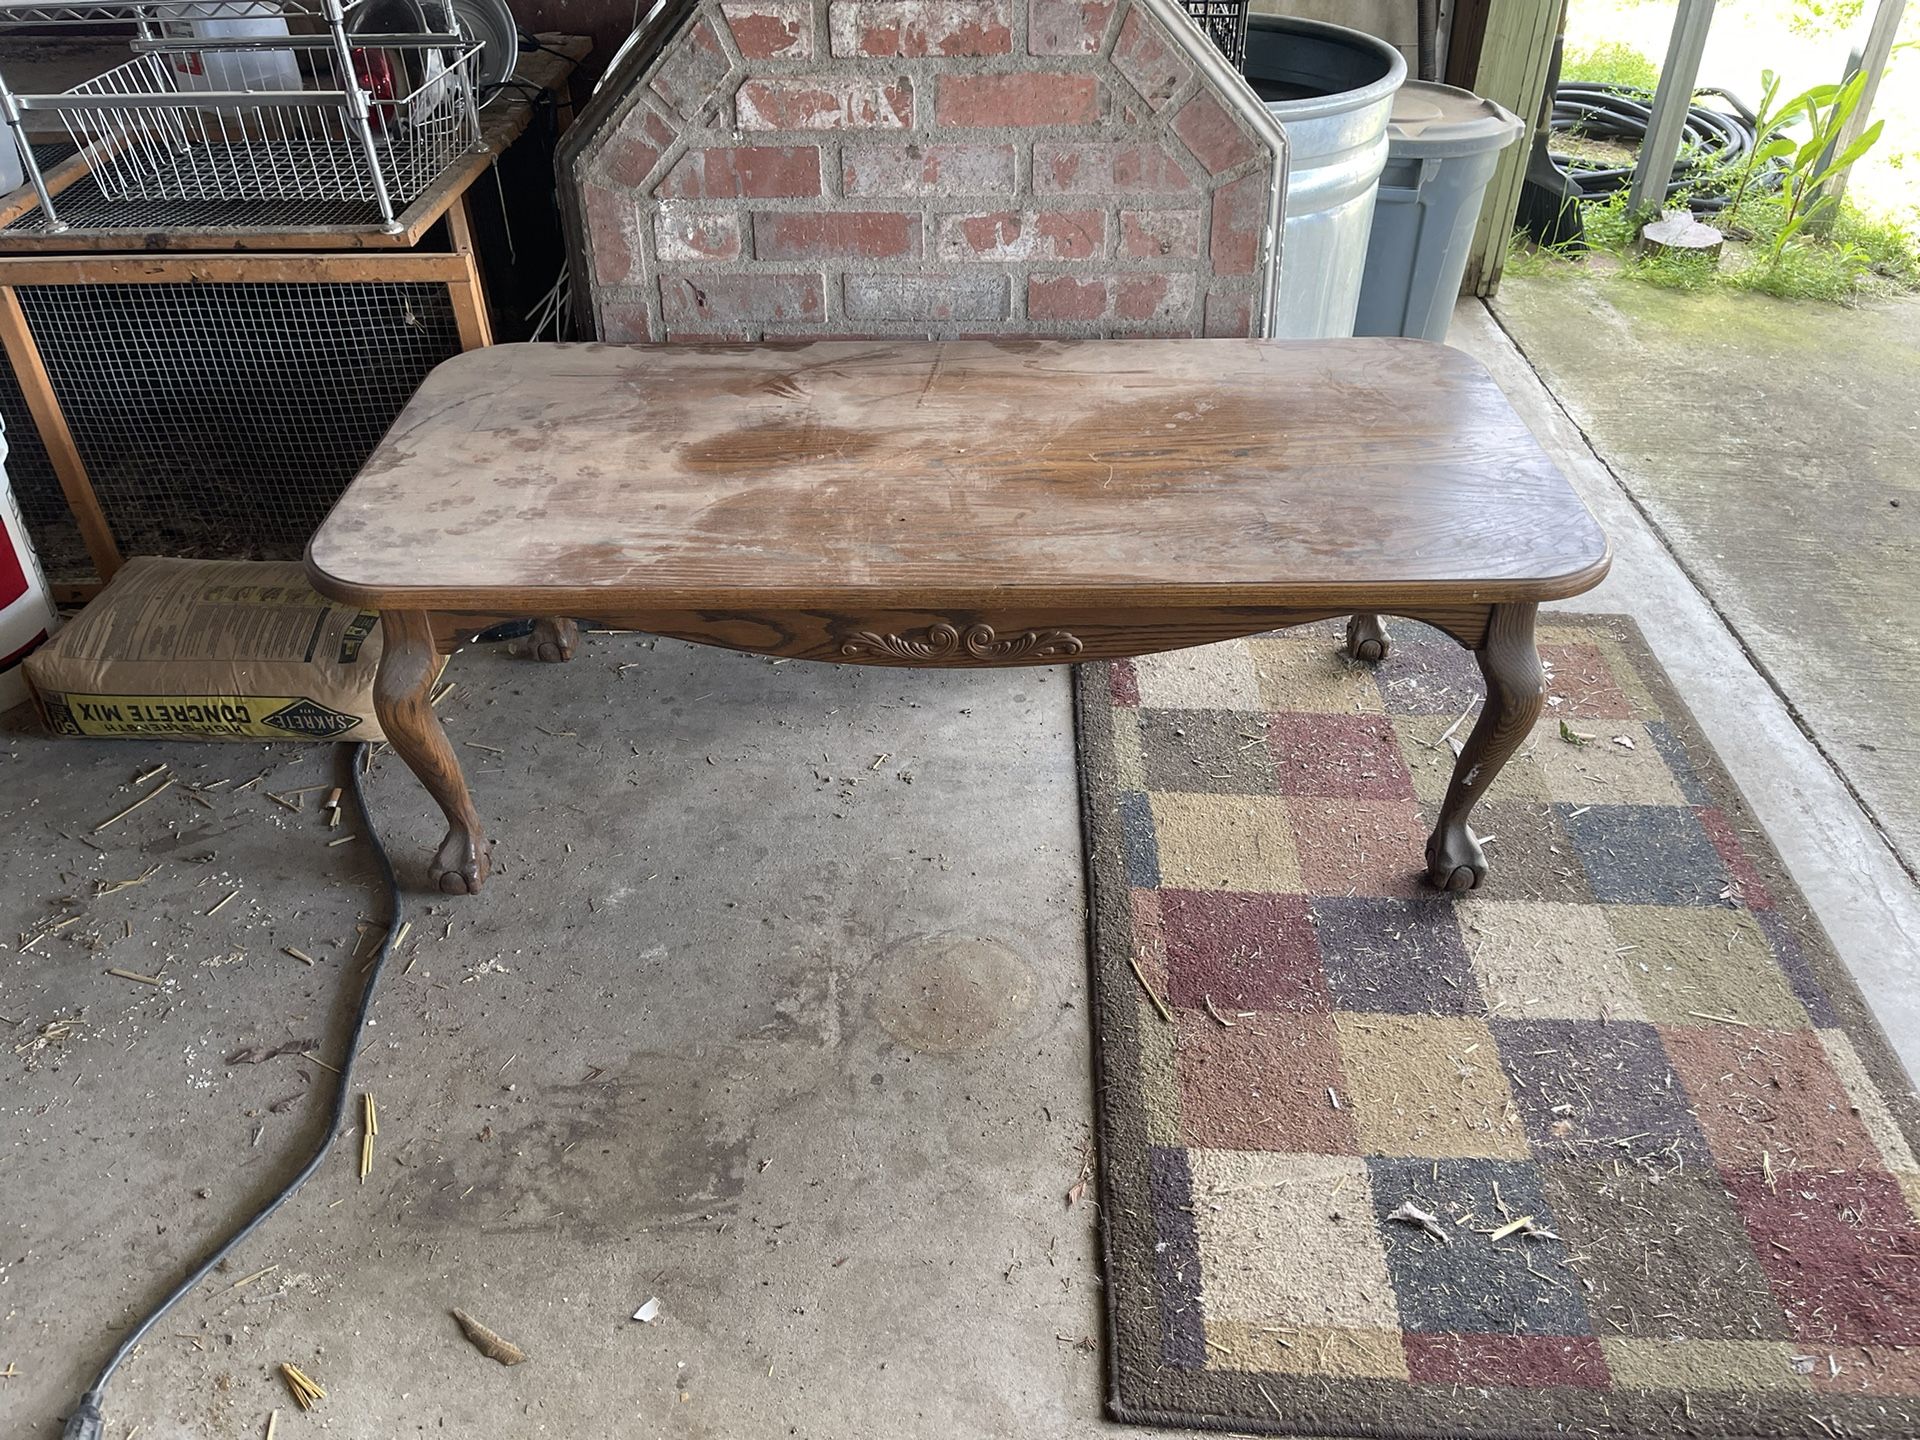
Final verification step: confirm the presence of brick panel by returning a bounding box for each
[660,272,827,332]
[753,210,923,259]
[935,72,1099,127]
[721,0,813,57]
[1033,140,1194,194]
[829,0,1013,57]
[842,141,1017,196]
[736,76,914,129]
[651,17,734,121]
[843,273,1011,322]
[569,0,1281,341]
[656,211,746,262]
[659,146,825,200]
[1110,8,1190,111]
[936,209,1105,261]
[1028,0,1115,55]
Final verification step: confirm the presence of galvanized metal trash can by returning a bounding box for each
[1243,15,1405,340]
[1354,81,1524,342]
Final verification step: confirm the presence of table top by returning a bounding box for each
[304,339,1610,613]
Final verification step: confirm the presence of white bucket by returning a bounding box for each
[0,423,60,711]
[159,5,303,94]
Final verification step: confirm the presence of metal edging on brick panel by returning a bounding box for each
[1149,0,1287,336]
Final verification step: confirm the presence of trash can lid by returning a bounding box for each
[1386,81,1524,158]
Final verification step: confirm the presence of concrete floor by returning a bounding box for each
[3,300,1919,1440]
[1491,275,1920,878]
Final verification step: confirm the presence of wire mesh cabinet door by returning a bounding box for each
[0,252,487,587]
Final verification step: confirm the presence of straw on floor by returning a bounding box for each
[1076,616,1920,1439]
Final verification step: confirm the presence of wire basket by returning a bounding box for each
[55,38,483,209]
[1179,0,1249,69]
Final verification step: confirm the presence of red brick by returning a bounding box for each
[752,210,922,260]
[583,184,637,286]
[843,274,1009,322]
[1110,7,1192,112]
[1173,90,1260,175]
[600,299,659,343]
[1027,0,1113,55]
[1118,207,1202,258]
[1209,167,1267,275]
[737,75,913,129]
[935,72,1097,127]
[655,211,744,262]
[657,146,823,200]
[1114,272,1195,323]
[1033,140,1193,194]
[720,0,812,58]
[651,17,734,122]
[936,208,1104,260]
[1203,283,1256,337]
[659,273,825,333]
[599,106,677,189]
[829,0,1011,57]
[842,141,1016,196]
[1027,274,1108,322]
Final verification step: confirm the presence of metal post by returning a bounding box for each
[1811,0,1906,225]
[322,0,402,231]
[1624,0,1716,221]
[0,73,65,232]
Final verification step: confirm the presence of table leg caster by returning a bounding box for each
[529,617,580,663]
[431,826,493,895]
[1425,824,1487,891]
[1345,613,1391,664]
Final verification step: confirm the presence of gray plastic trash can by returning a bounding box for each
[1354,81,1523,342]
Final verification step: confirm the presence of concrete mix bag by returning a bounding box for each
[25,556,408,742]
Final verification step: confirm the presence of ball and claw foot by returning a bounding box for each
[529,617,579,664]
[1345,613,1392,664]
[1425,824,1487,892]
[431,828,492,895]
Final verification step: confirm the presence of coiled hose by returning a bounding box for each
[1549,81,1781,213]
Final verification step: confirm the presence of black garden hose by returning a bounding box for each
[62,742,407,1440]
[1548,80,1782,213]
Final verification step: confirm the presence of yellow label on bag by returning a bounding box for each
[39,691,365,740]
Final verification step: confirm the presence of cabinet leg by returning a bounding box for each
[1426,603,1544,892]
[375,609,491,895]
[1345,613,1392,663]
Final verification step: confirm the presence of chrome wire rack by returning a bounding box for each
[0,0,486,233]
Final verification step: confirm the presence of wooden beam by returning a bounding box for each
[1625,0,1717,220]
[1461,0,1566,297]
[0,253,474,285]
[446,193,494,349]
[0,286,122,581]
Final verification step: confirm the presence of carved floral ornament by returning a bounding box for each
[840,623,1085,662]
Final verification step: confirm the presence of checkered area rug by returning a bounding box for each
[1075,616,1920,1439]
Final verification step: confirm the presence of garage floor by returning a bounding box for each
[3,301,1918,1440]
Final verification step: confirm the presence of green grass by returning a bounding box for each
[1509,190,1920,304]
[1560,41,1660,92]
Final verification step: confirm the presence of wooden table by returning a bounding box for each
[305,339,1610,896]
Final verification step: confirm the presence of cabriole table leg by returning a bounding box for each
[1426,602,1545,891]
[374,609,492,895]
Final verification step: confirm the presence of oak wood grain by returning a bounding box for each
[304,339,1610,614]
